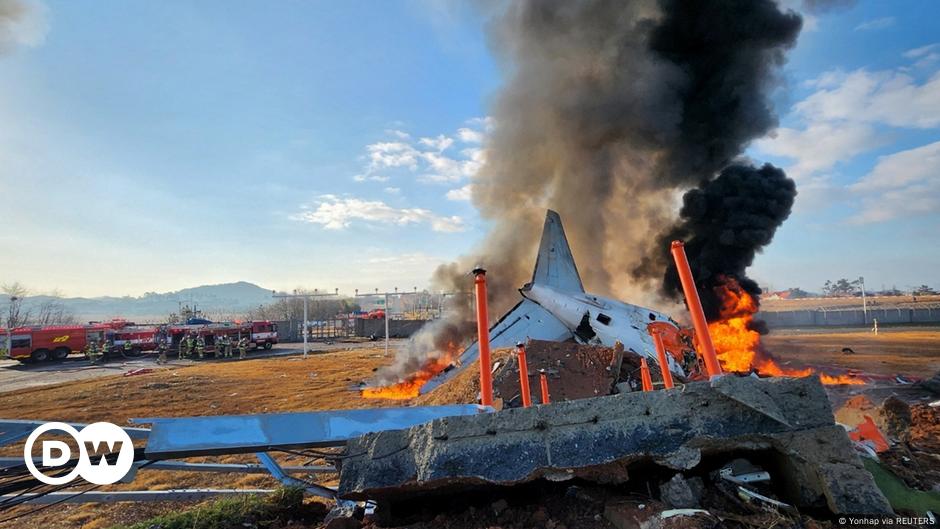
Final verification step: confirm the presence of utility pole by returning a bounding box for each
[272,289,337,359]
[356,288,401,357]
[859,276,868,324]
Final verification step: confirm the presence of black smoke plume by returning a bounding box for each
[655,164,797,320]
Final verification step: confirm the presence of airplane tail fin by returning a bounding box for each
[529,210,584,293]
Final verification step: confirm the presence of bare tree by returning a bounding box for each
[2,282,31,329]
[35,297,76,326]
[2,284,76,328]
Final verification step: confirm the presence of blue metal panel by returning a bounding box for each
[0,419,149,447]
[133,405,490,459]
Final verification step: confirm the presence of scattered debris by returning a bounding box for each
[736,486,796,514]
[659,474,699,509]
[848,416,890,453]
[718,459,770,485]
[923,370,940,395]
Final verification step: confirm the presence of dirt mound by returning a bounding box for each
[492,340,623,407]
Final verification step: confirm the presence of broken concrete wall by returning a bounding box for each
[339,375,891,515]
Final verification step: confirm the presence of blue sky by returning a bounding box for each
[1,0,938,298]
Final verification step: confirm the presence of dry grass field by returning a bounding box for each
[763,327,940,377]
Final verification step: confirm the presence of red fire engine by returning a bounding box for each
[3,324,113,362]
[2,320,277,362]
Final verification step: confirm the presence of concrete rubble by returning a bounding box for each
[338,375,892,516]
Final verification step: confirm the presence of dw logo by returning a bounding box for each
[24,422,135,485]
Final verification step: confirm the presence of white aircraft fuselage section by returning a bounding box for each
[523,283,683,374]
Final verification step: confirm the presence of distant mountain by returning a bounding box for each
[18,282,276,323]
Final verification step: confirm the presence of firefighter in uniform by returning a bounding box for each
[238,337,248,359]
[220,335,230,358]
[100,339,112,361]
[123,339,133,357]
[195,335,205,359]
[157,338,168,364]
[86,341,100,364]
[179,335,189,359]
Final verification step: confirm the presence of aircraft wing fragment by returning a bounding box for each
[419,299,572,394]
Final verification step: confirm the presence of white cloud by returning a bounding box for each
[456,127,483,143]
[853,17,895,31]
[418,134,454,152]
[795,69,940,128]
[384,186,400,194]
[353,173,390,182]
[755,121,882,179]
[904,43,940,69]
[419,151,481,183]
[756,60,940,221]
[466,116,495,131]
[294,195,465,232]
[0,0,48,53]
[905,43,940,59]
[385,129,411,140]
[352,119,490,187]
[847,141,940,224]
[446,184,473,201]
[366,141,420,170]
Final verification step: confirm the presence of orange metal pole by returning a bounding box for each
[539,370,550,404]
[640,358,654,392]
[650,331,675,389]
[515,342,532,408]
[670,241,723,378]
[473,267,494,406]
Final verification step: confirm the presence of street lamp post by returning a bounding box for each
[356,288,401,357]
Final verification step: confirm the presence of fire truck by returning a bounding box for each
[2,320,278,362]
[3,324,115,362]
[164,321,278,353]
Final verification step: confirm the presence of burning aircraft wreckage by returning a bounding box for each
[3,210,931,528]
[364,209,862,403]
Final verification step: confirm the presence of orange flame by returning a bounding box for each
[360,346,458,400]
[708,277,862,385]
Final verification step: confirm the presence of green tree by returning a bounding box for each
[822,278,861,297]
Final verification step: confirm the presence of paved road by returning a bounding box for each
[0,340,401,395]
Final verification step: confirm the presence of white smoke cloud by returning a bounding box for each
[0,0,48,54]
